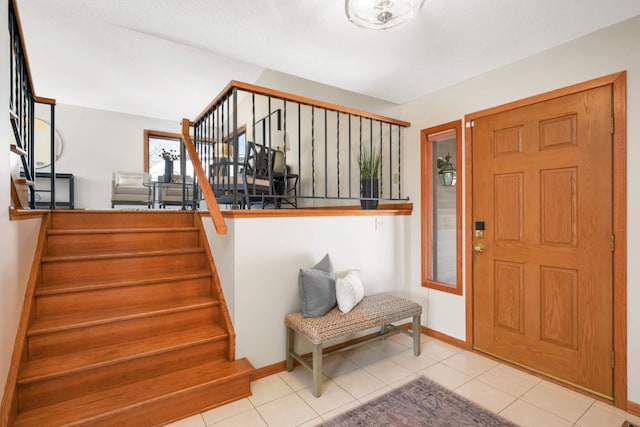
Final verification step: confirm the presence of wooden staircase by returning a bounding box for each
[5,210,253,426]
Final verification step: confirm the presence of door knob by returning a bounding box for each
[473,243,486,253]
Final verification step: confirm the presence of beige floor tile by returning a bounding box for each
[248,375,294,407]
[454,378,517,413]
[358,385,393,403]
[320,400,362,421]
[388,373,420,389]
[164,414,206,427]
[340,344,385,367]
[419,362,473,390]
[591,401,640,425]
[332,368,387,398]
[499,399,572,427]
[420,338,462,361]
[363,358,413,384]
[297,417,324,427]
[201,398,254,425]
[441,350,498,377]
[476,364,541,397]
[387,331,415,347]
[365,338,408,357]
[521,380,595,422]
[279,366,324,391]
[255,393,317,427]
[297,379,356,415]
[209,409,267,427]
[390,348,439,372]
[321,353,359,378]
[576,403,640,427]
[184,335,628,427]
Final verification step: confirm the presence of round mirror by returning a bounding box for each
[35,118,63,169]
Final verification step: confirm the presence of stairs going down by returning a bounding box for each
[12,210,253,426]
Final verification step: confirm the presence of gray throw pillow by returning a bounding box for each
[298,254,337,318]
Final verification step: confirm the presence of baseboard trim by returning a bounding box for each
[423,327,471,350]
[627,400,640,417]
[251,362,286,381]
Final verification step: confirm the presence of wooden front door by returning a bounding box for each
[472,85,614,397]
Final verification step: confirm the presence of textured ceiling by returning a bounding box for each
[17,0,640,120]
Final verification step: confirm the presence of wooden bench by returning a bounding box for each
[285,292,422,397]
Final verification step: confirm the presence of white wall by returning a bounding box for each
[399,16,640,403]
[205,214,417,368]
[49,104,181,209]
[0,3,41,395]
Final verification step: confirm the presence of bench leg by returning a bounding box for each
[412,315,421,356]
[286,326,295,371]
[312,343,323,397]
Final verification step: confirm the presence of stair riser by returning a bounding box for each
[41,252,207,284]
[28,306,220,359]
[36,277,213,316]
[72,375,252,427]
[18,340,229,412]
[47,230,201,256]
[50,211,196,230]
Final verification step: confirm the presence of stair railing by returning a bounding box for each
[185,81,411,210]
[9,0,57,209]
[181,119,228,234]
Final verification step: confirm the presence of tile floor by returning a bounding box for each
[166,334,640,427]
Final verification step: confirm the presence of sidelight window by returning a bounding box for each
[421,121,462,295]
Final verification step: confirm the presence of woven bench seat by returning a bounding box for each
[285,292,422,397]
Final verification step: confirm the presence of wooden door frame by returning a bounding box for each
[463,71,627,408]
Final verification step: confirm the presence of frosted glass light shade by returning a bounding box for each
[345,0,425,30]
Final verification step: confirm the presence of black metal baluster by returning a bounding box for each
[49,103,56,209]
[311,106,315,197]
[397,125,402,199]
[388,123,393,201]
[336,111,340,198]
[324,109,328,198]
[379,120,383,200]
[297,103,301,205]
[348,114,352,199]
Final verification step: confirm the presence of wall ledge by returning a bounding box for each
[206,203,413,219]
[8,207,48,221]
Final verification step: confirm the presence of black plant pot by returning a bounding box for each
[360,177,379,209]
[163,159,173,182]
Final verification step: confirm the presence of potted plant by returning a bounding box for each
[356,148,381,209]
[159,148,179,182]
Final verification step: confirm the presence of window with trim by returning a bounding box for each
[421,120,462,295]
[144,130,190,181]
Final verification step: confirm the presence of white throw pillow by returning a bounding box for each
[335,270,365,313]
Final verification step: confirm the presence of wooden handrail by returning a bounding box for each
[192,80,411,128]
[181,119,227,235]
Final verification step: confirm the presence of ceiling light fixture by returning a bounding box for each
[345,0,425,30]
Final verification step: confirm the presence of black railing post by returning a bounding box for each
[49,103,56,209]
[231,88,239,209]
[311,106,315,197]
[336,111,340,198]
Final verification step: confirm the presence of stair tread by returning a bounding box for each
[41,247,205,263]
[29,296,219,335]
[47,226,199,235]
[38,269,212,295]
[20,324,228,384]
[14,358,254,427]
